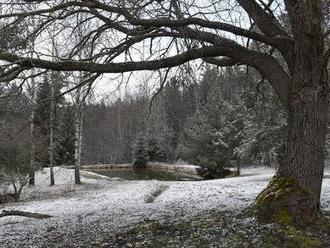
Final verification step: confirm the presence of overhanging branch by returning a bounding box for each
[203,57,239,67]
[237,0,287,37]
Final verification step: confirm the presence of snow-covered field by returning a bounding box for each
[1,166,330,247]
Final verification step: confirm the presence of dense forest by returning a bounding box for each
[83,66,286,176]
[0,65,286,181]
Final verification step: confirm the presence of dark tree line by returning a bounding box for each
[82,66,285,177]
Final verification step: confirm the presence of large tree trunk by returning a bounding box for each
[282,85,328,206]
[256,37,328,224]
[256,82,328,225]
[255,0,328,226]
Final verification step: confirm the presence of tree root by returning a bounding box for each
[0,210,52,219]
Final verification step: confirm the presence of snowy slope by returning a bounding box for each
[0,166,329,247]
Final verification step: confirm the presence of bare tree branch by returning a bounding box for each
[237,0,288,37]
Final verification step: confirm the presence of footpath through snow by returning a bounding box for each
[0,166,330,247]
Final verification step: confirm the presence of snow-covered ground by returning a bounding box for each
[0,166,329,247]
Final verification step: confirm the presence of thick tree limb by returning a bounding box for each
[0,210,52,219]
[237,0,287,37]
[175,28,291,106]
[0,1,290,49]
[0,39,291,106]
[0,0,292,108]
[203,57,239,67]
[0,47,225,73]
[0,66,25,82]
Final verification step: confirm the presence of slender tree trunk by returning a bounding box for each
[78,116,83,165]
[49,22,58,186]
[49,78,55,186]
[236,157,240,176]
[74,91,83,184]
[73,12,91,182]
[29,75,36,186]
[28,22,37,186]
[118,99,122,142]
[74,108,80,184]
[74,72,90,184]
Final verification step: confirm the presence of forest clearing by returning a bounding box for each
[1,166,330,247]
[1,0,330,247]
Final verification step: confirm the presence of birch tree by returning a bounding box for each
[28,69,36,185]
[72,12,94,184]
[48,22,59,186]
[73,77,92,184]
[28,11,37,186]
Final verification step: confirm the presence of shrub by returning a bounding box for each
[0,137,29,203]
[0,172,28,203]
[133,136,149,168]
[132,133,173,168]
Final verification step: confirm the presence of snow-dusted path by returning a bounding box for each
[0,167,329,247]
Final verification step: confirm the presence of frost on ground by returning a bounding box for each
[0,166,329,247]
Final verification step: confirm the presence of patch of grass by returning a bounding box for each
[129,222,165,235]
[104,210,330,248]
[282,226,322,248]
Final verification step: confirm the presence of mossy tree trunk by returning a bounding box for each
[256,0,329,225]
[256,84,328,224]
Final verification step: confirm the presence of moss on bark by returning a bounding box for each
[255,176,319,226]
